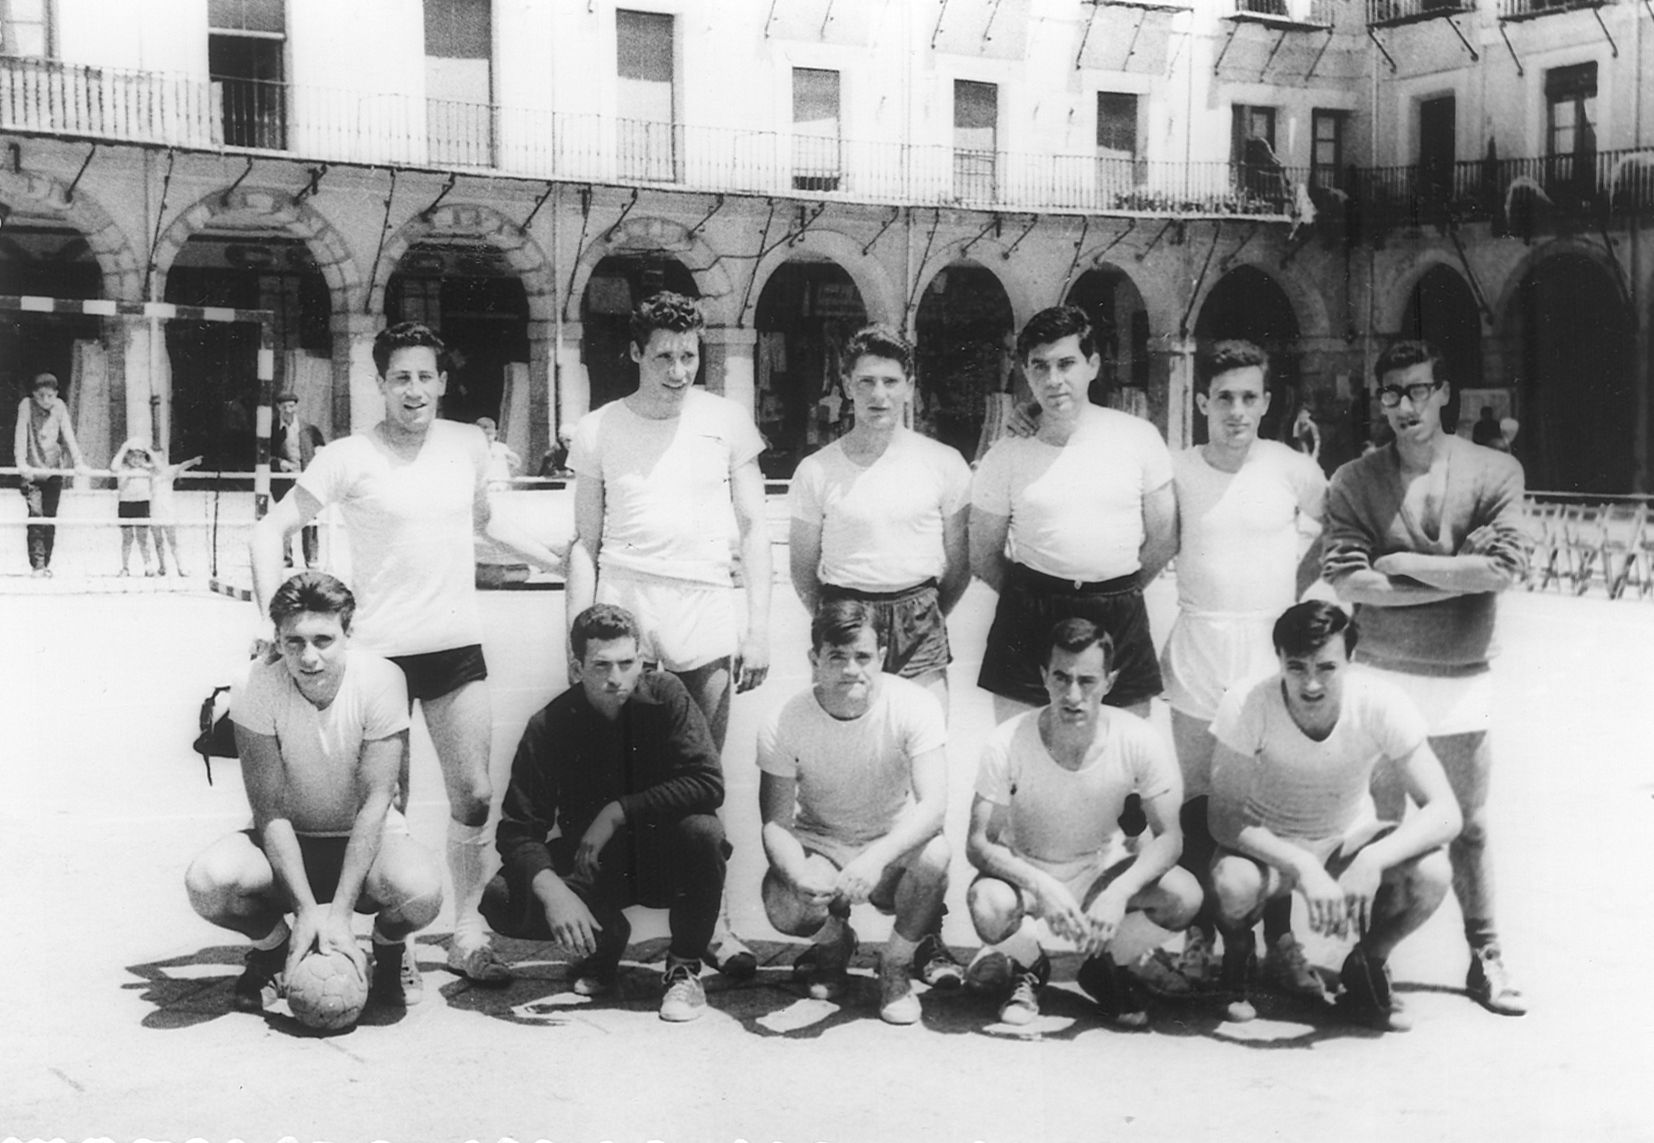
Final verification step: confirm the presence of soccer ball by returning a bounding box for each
[286,948,368,1032]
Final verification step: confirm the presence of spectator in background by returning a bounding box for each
[272,390,326,567]
[111,438,159,577]
[150,448,204,577]
[477,417,522,486]
[1291,406,1321,462]
[13,372,89,577]
[1470,407,1504,451]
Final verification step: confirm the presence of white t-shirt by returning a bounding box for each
[230,649,410,836]
[1172,440,1325,616]
[974,707,1179,865]
[971,405,1174,582]
[757,674,947,849]
[1210,670,1427,840]
[297,420,486,657]
[571,389,766,586]
[789,429,971,591]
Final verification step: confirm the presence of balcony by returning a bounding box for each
[1366,0,1477,27]
[0,55,1320,219]
[1498,0,1615,19]
[1224,0,1338,28]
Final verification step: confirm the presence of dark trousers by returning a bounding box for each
[21,477,63,570]
[483,813,728,962]
[275,481,318,566]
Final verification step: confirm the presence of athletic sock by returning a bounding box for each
[812,914,848,946]
[1464,919,1499,951]
[447,819,492,950]
[884,932,918,969]
[995,923,1044,972]
[251,919,290,951]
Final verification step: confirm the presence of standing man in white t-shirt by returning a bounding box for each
[1208,601,1460,1031]
[757,599,953,1024]
[1146,340,1328,998]
[251,322,565,990]
[965,618,1201,1029]
[789,325,971,709]
[566,290,771,977]
[970,306,1176,725]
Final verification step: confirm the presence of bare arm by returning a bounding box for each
[968,506,1012,593]
[730,457,772,692]
[938,503,972,615]
[251,487,320,623]
[475,471,567,575]
[1348,740,1462,875]
[841,744,948,884]
[566,473,604,634]
[759,771,815,889]
[966,793,1089,944]
[1138,480,1177,583]
[787,515,825,618]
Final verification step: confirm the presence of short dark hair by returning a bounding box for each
[841,325,914,380]
[1373,339,1445,386]
[630,291,705,352]
[1016,305,1096,363]
[373,322,449,376]
[29,372,59,392]
[569,604,642,662]
[269,571,356,633]
[810,597,882,652]
[1272,600,1358,658]
[1044,617,1115,673]
[1198,339,1270,392]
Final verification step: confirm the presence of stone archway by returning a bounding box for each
[0,168,142,301]
[566,216,736,325]
[1192,264,1305,445]
[739,228,898,330]
[369,202,552,318]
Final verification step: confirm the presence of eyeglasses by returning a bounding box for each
[1377,381,1443,408]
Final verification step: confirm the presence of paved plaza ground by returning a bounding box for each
[2,568,1653,1142]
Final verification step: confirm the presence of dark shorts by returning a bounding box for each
[117,500,151,520]
[387,643,488,704]
[819,579,951,679]
[977,564,1163,707]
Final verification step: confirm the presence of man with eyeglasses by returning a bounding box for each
[1323,339,1531,1017]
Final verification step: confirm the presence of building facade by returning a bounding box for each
[0,0,1647,491]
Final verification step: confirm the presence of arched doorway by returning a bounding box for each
[752,258,868,478]
[1065,265,1150,416]
[164,233,330,470]
[386,241,529,428]
[1192,265,1302,445]
[915,261,1015,461]
[1399,265,1484,434]
[1510,254,1634,492]
[0,221,107,459]
[579,254,699,412]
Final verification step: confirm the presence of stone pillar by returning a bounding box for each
[99,318,130,462]
[122,320,157,448]
[332,312,386,436]
[703,325,758,420]
[555,320,589,432]
[1162,337,1197,452]
[527,322,556,464]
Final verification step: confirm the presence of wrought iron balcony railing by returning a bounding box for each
[1497,0,1615,20]
[1366,0,1477,27]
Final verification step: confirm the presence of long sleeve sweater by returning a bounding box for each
[1323,435,1530,675]
[496,670,724,897]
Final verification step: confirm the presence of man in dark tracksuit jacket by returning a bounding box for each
[483,603,728,1022]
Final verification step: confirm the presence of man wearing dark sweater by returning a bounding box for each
[1324,340,1530,1018]
[484,604,728,1022]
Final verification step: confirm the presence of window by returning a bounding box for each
[1547,63,1597,195]
[1418,95,1455,194]
[425,0,493,166]
[792,67,841,192]
[1232,105,1283,206]
[0,0,51,58]
[209,0,285,149]
[1311,109,1346,189]
[953,79,997,203]
[1096,92,1141,202]
[617,9,677,181]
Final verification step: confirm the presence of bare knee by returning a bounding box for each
[762,869,826,937]
[908,834,951,883]
[381,877,444,935]
[450,783,491,827]
[1452,807,1488,852]
[1145,866,1203,931]
[1211,855,1266,928]
[967,877,1023,944]
[1399,847,1453,906]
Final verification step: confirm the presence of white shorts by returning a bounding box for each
[1161,610,1277,721]
[1014,836,1133,911]
[597,566,737,673]
[1356,663,1493,736]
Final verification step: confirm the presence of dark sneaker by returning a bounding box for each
[1262,933,1327,1000]
[914,933,965,991]
[369,942,419,1009]
[1338,946,1411,1032]
[706,930,759,980]
[1466,944,1528,1016]
[572,912,631,997]
[659,957,707,1022]
[1218,938,1258,1023]
[878,955,922,1025]
[1130,948,1200,1000]
[446,940,513,987]
[965,948,1014,993]
[997,955,1051,1027]
[794,924,858,1001]
[233,941,288,1013]
[1077,954,1150,1029]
